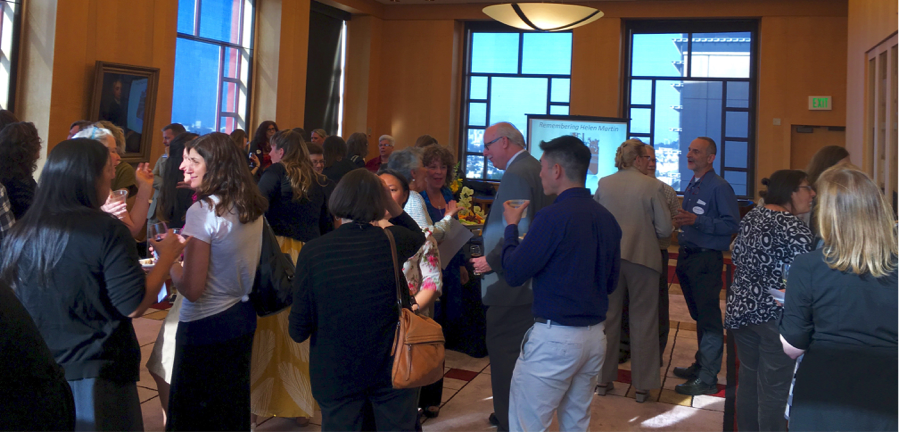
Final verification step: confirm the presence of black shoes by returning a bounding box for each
[675,378,719,395]
[672,363,700,380]
[488,413,499,426]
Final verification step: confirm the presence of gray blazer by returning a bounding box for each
[594,167,673,274]
[481,151,555,306]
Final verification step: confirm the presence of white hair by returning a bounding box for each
[73,126,114,145]
[379,135,395,146]
[491,122,525,148]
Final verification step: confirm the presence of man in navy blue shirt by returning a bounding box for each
[501,136,621,431]
[671,137,740,395]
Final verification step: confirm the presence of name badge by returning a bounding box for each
[697,199,707,206]
[693,206,705,215]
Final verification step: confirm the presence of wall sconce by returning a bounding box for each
[482,3,603,32]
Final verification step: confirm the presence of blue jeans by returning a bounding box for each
[509,320,606,432]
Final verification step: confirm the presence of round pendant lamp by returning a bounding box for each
[482,3,604,32]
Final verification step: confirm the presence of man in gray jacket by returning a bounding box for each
[594,139,673,402]
[470,122,554,431]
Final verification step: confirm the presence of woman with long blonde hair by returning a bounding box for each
[250,129,331,427]
[779,165,897,432]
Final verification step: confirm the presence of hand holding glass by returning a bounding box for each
[109,189,128,205]
[471,245,482,276]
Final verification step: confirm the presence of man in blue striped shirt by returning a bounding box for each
[501,136,621,431]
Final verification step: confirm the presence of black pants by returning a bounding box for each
[0,376,75,431]
[620,249,671,362]
[320,386,419,431]
[732,320,794,432]
[419,377,443,409]
[167,302,256,431]
[675,248,724,384]
[486,304,533,432]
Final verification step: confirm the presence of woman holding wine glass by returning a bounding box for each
[166,133,268,431]
[725,170,815,432]
[0,138,188,431]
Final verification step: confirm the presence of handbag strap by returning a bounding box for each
[384,229,404,313]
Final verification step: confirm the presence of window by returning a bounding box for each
[460,23,572,181]
[626,20,758,197]
[866,32,898,215]
[172,0,254,135]
[0,0,21,111]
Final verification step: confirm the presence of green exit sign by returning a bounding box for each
[809,96,832,111]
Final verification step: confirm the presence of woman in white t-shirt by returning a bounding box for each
[167,132,268,431]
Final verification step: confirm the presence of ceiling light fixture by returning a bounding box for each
[482,3,603,32]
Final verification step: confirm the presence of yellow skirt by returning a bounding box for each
[250,236,316,418]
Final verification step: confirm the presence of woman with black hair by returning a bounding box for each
[289,169,425,431]
[726,170,816,432]
[156,133,199,229]
[0,138,187,431]
[249,120,279,173]
[0,121,42,219]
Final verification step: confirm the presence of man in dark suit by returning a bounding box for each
[470,122,554,431]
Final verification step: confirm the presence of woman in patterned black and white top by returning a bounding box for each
[726,170,816,432]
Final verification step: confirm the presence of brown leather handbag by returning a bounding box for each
[384,229,446,389]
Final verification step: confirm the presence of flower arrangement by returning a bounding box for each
[449,162,464,195]
[458,186,486,225]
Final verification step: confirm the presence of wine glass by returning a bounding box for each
[149,222,168,242]
[471,245,482,276]
[782,262,791,286]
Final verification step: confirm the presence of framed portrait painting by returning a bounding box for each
[90,61,160,163]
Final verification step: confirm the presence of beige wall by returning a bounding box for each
[15,0,860,195]
[18,0,178,167]
[846,0,898,173]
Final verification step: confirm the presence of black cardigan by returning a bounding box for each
[257,163,332,241]
[288,212,425,400]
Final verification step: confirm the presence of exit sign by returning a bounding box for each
[809,96,832,111]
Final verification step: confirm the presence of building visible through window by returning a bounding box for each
[627,20,757,196]
[172,0,254,135]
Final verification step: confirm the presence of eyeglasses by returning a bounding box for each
[798,185,814,192]
[484,136,503,149]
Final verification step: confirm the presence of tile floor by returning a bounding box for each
[133,290,728,431]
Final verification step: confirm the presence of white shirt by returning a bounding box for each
[180,196,263,322]
[505,149,526,170]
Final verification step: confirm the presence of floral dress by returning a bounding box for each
[403,229,443,318]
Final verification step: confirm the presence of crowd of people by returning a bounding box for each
[0,111,895,432]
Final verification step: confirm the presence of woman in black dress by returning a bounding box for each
[779,165,897,431]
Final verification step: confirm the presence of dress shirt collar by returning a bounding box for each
[505,149,526,169]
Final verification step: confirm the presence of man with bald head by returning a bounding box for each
[671,137,739,396]
[470,122,554,431]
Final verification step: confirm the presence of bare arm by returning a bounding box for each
[128,231,187,317]
[169,238,211,302]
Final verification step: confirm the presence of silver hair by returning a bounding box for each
[384,147,423,183]
[614,138,646,169]
[378,134,395,146]
[490,122,525,148]
[73,126,115,146]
